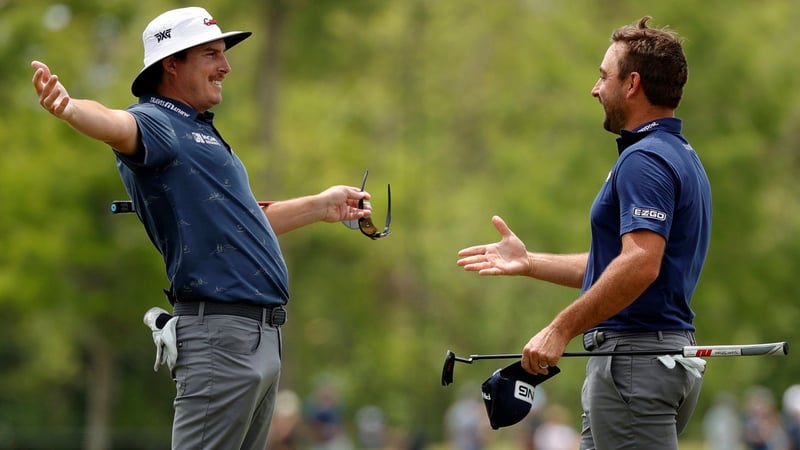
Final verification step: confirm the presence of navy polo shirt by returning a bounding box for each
[114,96,289,306]
[584,118,711,331]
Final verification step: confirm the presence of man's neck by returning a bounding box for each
[625,105,675,131]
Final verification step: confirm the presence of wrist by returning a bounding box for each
[312,193,330,223]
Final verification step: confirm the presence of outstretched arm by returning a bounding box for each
[456,215,587,288]
[521,229,666,374]
[262,185,372,235]
[31,60,140,155]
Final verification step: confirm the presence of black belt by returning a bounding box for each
[583,329,695,351]
[173,301,287,327]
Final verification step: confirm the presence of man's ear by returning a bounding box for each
[626,72,641,97]
[162,56,177,75]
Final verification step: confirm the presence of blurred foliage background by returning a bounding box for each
[1,0,799,448]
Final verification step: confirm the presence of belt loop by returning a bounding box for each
[261,307,267,326]
[657,330,663,341]
[198,301,205,322]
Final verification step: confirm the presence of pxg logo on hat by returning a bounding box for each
[481,361,560,429]
[131,7,252,96]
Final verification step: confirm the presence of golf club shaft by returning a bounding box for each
[112,200,275,214]
[462,341,788,362]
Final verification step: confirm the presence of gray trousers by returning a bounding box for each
[170,312,282,450]
[579,331,703,450]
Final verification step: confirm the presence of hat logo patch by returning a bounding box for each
[514,381,535,406]
[154,29,172,43]
[204,18,217,26]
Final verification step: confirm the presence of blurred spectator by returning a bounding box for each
[306,377,353,450]
[519,387,549,450]
[742,386,789,450]
[531,404,579,450]
[782,385,800,450]
[703,392,742,450]
[267,390,302,450]
[445,384,490,450]
[356,405,386,449]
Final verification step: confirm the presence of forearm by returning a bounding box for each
[263,195,324,235]
[549,248,658,338]
[61,99,139,154]
[527,252,588,288]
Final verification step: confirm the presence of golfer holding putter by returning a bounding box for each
[32,7,373,449]
[457,17,711,450]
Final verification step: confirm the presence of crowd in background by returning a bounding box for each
[266,376,426,450]
[704,384,800,450]
[265,378,580,450]
[266,378,800,450]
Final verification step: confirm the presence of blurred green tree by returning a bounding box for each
[1,0,799,447]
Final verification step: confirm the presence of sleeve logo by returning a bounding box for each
[632,207,667,221]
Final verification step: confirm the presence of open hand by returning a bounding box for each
[456,215,530,276]
[31,60,72,118]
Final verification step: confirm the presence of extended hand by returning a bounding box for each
[456,215,530,276]
[31,60,72,119]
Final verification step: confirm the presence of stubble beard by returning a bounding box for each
[602,104,626,135]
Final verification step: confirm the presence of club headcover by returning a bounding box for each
[481,361,560,429]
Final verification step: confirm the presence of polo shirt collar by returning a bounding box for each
[616,117,682,154]
[139,95,214,123]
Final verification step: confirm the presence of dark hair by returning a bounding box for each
[611,16,688,109]
[136,50,189,95]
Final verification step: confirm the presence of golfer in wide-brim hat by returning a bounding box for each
[31,6,374,449]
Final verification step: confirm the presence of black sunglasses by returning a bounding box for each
[343,170,391,239]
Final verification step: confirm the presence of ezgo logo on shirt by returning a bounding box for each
[632,206,667,221]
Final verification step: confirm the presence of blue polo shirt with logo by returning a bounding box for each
[114,96,289,306]
[584,118,711,331]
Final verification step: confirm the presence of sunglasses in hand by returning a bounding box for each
[342,170,391,240]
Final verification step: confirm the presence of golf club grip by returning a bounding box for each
[681,341,788,357]
[110,200,135,214]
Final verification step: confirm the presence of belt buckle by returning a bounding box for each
[583,330,605,351]
[269,307,287,327]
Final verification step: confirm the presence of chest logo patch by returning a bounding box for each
[191,132,221,146]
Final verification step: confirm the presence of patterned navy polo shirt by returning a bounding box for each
[115,96,289,307]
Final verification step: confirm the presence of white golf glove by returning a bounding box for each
[657,355,706,378]
[143,307,179,372]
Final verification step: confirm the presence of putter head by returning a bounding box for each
[441,350,456,386]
